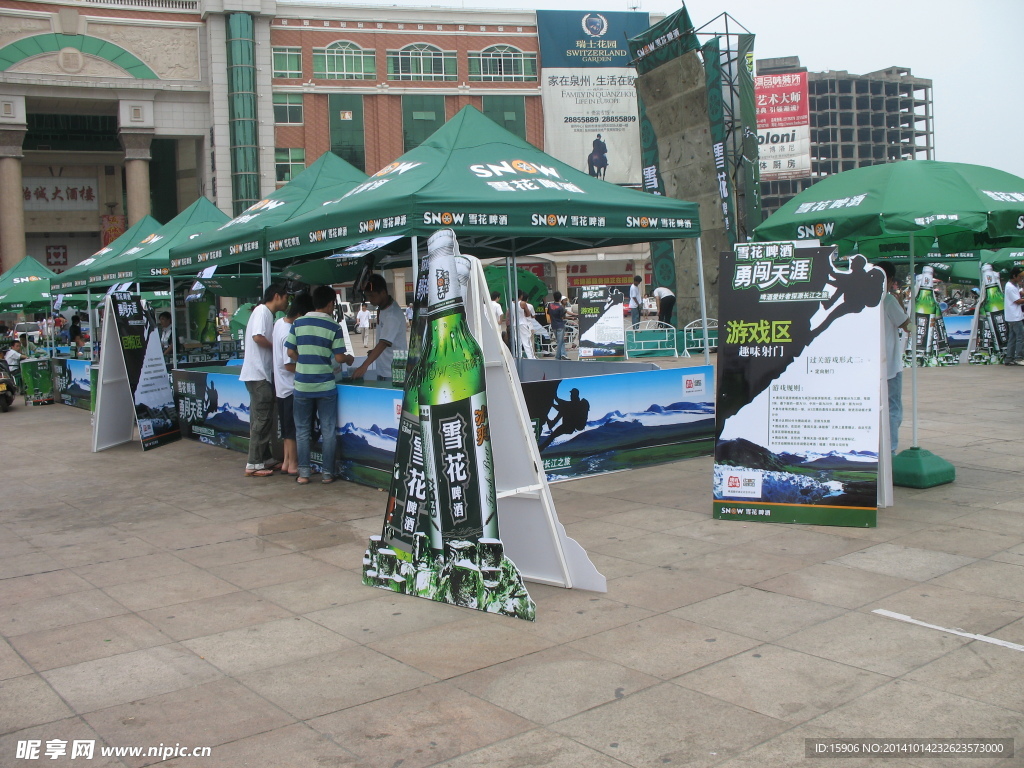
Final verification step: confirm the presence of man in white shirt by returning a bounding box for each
[356,303,372,343]
[489,291,504,330]
[628,275,643,327]
[879,263,910,453]
[351,274,408,381]
[652,285,675,325]
[1004,266,1024,365]
[239,284,288,476]
[4,339,26,374]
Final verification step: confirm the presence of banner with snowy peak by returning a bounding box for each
[714,242,882,527]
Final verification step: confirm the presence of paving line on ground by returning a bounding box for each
[872,609,1024,652]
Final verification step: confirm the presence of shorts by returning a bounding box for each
[277,394,295,440]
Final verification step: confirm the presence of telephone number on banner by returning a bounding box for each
[563,116,637,123]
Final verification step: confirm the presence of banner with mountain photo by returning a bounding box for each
[54,357,92,410]
[523,366,715,481]
[714,242,882,527]
[109,293,180,450]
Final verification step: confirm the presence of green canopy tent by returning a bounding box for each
[167,152,368,286]
[86,197,229,288]
[753,160,1024,487]
[0,255,56,313]
[50,215,162,294]
[483,265,548,312]
[187,106,703,358]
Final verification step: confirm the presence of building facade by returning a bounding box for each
[0,0,651,302]
[757,56,934,218]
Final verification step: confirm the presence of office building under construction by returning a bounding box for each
[757,57,934,217]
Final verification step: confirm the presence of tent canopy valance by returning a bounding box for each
[168,152,368,274]
[51,215,162,293]
[171,106,702,276]
[0,256,56,310]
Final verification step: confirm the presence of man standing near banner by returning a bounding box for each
[287,286,354,484]
[1003,266,1024,366]
[240,284,288,477]
[880,263,910,453]
[351,274,407,382]
[628,275,643,327]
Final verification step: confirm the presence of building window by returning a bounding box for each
[312,41,375,80]
[329,93,365,172]
[402,95,445,151]
[482,95,527,140]
[272,47,302,78]
[469,45,537,82]
[275,147,305,182]
[273,94,303,124]
[388,44,456,81]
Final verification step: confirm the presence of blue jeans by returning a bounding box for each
[630,307,640,326]
[554,326,566,359]
[887,371,903,454]
[1005,320,1024,363]
[294,391,338,478]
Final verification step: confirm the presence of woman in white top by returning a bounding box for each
[515,290,537,359]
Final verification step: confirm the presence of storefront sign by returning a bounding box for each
[714,244,882,527]
[755,72,811,181]
[23,178,99,211]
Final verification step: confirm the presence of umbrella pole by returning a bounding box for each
[909,236,919,449]
[169,275,178,367]
[411,236,418,300]
[262,258,270,294]
[505,250,520,360]
[695,238,711,366]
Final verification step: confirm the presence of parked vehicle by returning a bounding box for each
[0,358,16,412]
[12,321,42,343]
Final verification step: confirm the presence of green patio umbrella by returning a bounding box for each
[754,160,1024,488]
[0,255,56,311]
[168,152,367,274]
[754,160,1024,259]
[50,215,162,293]
[987,247,1024,275]
[192,274,265,299]
[245,106,700,268]
[483,265,547,311]
[88,197,229,287]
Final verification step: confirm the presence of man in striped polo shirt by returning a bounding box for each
[286,285,354,484]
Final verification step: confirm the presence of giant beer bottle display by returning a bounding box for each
[908,266,957,367]
[970,266,1008,364]
[364,230,535,621]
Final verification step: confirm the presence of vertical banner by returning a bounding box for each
[755,70,811,182]
[577,284,626,358]
[702,37,737,245]
[714,243,882,527]
[100,215,127,247]
[737,35,763,234]
[107,293,181,450]
[537,10,650,186]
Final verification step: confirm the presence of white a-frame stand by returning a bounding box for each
[92,295,137,452]
[460,256,606,591]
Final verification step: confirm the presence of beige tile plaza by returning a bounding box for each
[0,361,1021,767]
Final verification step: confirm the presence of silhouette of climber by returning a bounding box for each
[810,254,886,334]
[205,378,219,417]
[539,388,590,451]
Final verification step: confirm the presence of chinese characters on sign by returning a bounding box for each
[755,73,810,181]
[23,178,99,211]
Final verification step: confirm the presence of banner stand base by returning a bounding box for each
[892,447,956,489]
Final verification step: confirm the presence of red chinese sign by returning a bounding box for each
[23,177,100,211]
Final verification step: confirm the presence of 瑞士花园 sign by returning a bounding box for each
[714,243,882,527]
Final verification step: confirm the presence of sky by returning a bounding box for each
[336,0,1024,179]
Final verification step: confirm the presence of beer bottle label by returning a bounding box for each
[420,391,497,544]
[382,403,434,555]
